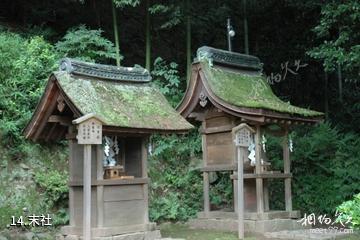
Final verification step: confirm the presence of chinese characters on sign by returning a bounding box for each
[235,128,252,147]
[297,212,353,234]
[10,214,52,227]
[77,119,102,145]
[265,59,308,85]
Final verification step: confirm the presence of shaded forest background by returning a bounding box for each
[0,0,359,231]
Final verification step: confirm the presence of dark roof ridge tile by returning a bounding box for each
[59,58,151,82]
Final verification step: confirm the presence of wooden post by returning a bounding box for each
[263,180,270,211]
[72,113,104,240]
[237,146,245,239]
[202,122,210,216]
[255,125,264,213]
[232,123,255,240]
[233,171,238,213]
[83,144,92,240]
[68,127,75,227]
[96,145,104,227]
[142,137,149,224]
[283,130,292,211]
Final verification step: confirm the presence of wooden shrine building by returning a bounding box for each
[177,46,323,233]
[24,58,193,239]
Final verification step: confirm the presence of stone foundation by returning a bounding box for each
[188,217,309,234]
[58,230,161,240]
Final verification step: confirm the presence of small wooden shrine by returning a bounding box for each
[177,46,323,234]
[24,58,192,239]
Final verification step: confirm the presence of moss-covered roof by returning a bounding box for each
[201,61,323,117]
[55,71,193,130]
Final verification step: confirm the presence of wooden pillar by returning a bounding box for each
[142,137,149,223]
[255,125,264,213]
[283,130,292,211]
[83,144,92,240]
[263,179,269,211]
[202,121,210,216]
[68,140,75,227]
[232,123,255,239]
[233,171,238,213]
[237,146,245,239]
[96,145,104,227]
[233,131,238,213]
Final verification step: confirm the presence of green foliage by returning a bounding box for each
[0,32,58,145]
[149,3,182,29]
[34,170,69,227]
[113,0,140,8]
[267,123,360,215]
[34,170,69,207]
[149,56,203,222]
[308,0,360,74]
[151,57,183,107]
[209,172,233,209]
[149,130,202,222]
[0,139,68,229]
[336,193,360,229]
[55,25,118,63]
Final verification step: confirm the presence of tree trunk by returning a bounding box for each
[145,0,151,71]
[93,0,101,28]
[243,0,249,54]
[324,71,329,120]
[186,0,191,83]
[112,0,121,66]
[338,64,343,103]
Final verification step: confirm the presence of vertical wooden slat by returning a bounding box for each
[142,137,149,224]
[68,126,75,227]
[283,129,292,211]
[237,146,245,239]
[263,179,269,211]
[233,130,238,213]
[96,145,104,227]
[202,121,210,216]
[233,172,238,213]
[255,125,264,213]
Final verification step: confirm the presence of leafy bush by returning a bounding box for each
[0,32,58,145]
[149,130,202,222]
[149,58,203,221]
[336,193,360,229]
[209,172,233,210]
[34,170,69,226]
[55,25,118,63]
[267,123,360,216]
[151,57,183,107]
[34,170,69,207]
[0,27,119,230]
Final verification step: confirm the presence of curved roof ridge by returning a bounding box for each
[59,58,151,82]
[196,46,263,71]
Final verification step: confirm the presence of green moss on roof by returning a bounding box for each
[55,72,193,130]
[201,62,323,117]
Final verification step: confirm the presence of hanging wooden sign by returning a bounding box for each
[233,123,255,147]
[73,113,104,145]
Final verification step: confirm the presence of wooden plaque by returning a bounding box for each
[73,113,104,145]
[233,123,255,147]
